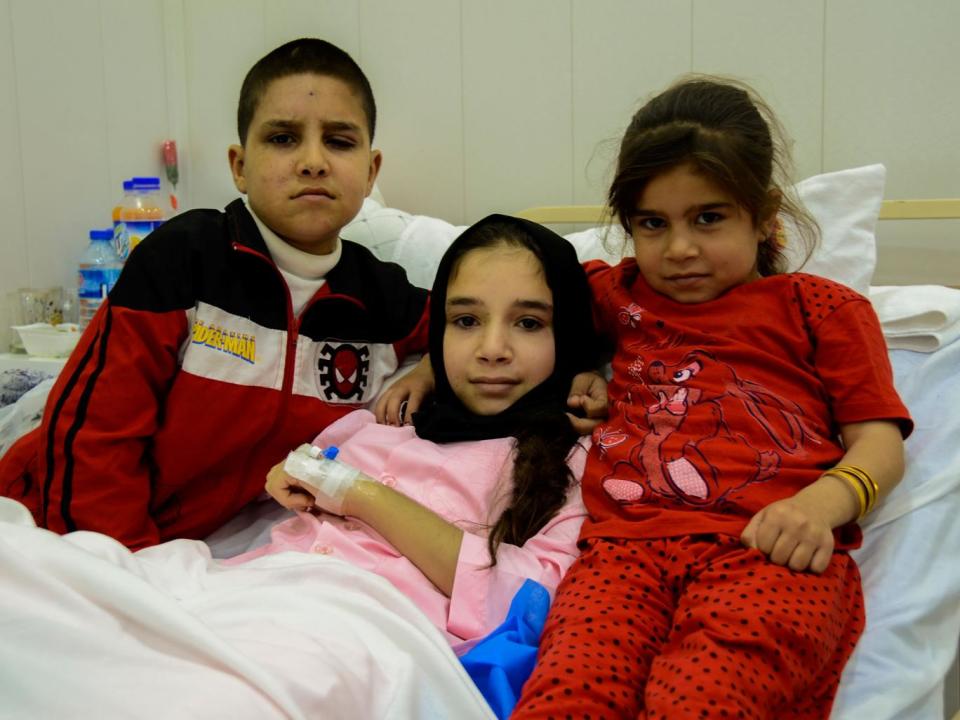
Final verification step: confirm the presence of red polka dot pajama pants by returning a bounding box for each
[511,535,864,720]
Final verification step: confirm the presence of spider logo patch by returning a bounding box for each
[317,343,370,400]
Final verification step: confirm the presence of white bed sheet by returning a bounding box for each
[0,498,494,720]
[833,339,960,720]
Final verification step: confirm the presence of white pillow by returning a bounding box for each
[392,215,469,289]
[565,164,886,296]
[346,164,887,296]
[340,196,416,264]
[784,164,885,295]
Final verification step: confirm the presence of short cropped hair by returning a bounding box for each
[237,38,376,145]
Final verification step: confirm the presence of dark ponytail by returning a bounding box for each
[486,415,581,562]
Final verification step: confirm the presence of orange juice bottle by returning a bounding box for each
[122,177,166,255]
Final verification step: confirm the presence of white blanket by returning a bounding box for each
[0,498,494,720]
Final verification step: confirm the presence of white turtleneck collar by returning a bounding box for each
[245,200,342,316]
[245,199,342,278]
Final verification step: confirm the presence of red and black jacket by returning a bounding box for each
[1,199,429,549]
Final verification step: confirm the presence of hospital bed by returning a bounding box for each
[0,164,958,720]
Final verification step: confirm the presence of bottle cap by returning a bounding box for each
[89,228,114,241]
[131,176,161,189]
[122,179,135,191]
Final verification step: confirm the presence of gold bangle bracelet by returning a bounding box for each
[836,465,878,513]
[845,465,880,510]
[837,469,871,513]
[825,470,867,519]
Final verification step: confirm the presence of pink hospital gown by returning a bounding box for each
[230,409,587,651]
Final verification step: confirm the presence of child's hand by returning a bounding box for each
[566,371,608,434]
[282,445,365,516]
[265,458,316,513]
[740,495,835,573]
[374,355,435,426]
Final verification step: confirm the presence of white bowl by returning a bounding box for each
[12,323,81,358]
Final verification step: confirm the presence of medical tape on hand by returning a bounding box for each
[283,447,360,515]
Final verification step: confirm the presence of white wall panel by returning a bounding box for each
[692,0,825,182]
[182,0,265,212]
[0,0,26,350]
[10,0,112,292]
[264,0,361,59]
[462,0,573,222]
[161,0,191,210]
[824,1,960,194]
[99,0,171,198]
[825,1,960,286]
[572,0,692,206]
[360,0,463,220]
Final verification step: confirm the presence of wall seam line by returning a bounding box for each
[569,0,574,205]
[8,0,32,282]
[820,0,827,174]
[97,0,113,211]
[459,0,467,224]
[690,0,695,71]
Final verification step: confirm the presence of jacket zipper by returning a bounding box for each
[232,243,298,400]
[232,241,372,393]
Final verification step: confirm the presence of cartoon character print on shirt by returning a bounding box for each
[317,342,370,401]
[601,345,818,509]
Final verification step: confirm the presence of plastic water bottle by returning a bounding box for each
[78,228,123,330]
[122,176,166,256]
[112,178,135,260]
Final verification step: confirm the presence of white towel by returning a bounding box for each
[869,284,960,352]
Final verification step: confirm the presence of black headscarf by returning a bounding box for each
[413,214,599,443]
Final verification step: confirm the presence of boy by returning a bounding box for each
[0,39,430,550]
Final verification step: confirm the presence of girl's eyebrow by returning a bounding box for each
[633,202,733,216]
[446,297,553,312]
[514,299,553,313]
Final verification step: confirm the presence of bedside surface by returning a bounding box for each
[0,353,68,374]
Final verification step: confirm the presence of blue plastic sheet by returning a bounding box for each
[459,579,551,719]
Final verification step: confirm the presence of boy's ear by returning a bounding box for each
[365,149,383,196]
[228,144,247,194]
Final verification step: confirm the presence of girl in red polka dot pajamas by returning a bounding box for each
[512,77,912,720]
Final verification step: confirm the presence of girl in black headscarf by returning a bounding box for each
[256,214,600,644]
[412,214,600,559]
